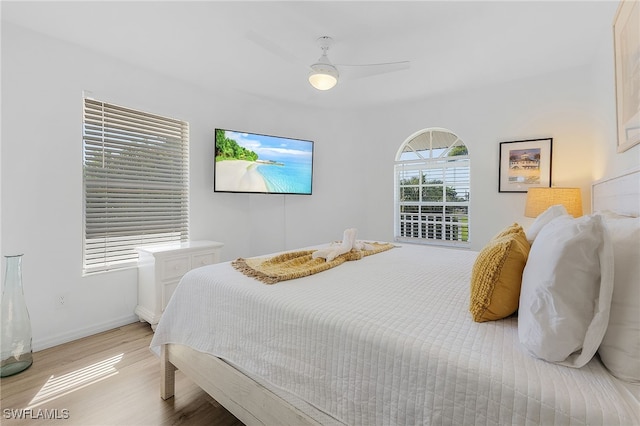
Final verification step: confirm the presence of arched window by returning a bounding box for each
[394,128,470,247]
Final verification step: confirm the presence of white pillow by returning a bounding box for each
[526,204,568,243]
[518,214,614,367]
[598,216,640,382]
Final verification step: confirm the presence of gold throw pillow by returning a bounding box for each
[470,228,530,322]
[490,222,522,240]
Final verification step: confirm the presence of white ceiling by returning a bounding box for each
[2,1,619,110]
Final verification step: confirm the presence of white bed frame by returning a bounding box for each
[160,344,323,425]
[160,166,640,426]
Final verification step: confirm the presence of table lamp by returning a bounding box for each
[524,187,583,218]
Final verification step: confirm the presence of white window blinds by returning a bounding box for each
[83,98,189,274]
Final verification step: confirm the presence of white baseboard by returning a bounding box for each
[33,314,140,351]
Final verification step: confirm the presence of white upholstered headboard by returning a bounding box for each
[592,166,640,217]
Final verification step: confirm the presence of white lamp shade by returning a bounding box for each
[308,63,339,90]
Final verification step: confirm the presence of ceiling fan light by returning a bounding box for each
[308,63,339,91]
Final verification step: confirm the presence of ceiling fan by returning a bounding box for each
[246,32,410,91]
[308,36,410,91]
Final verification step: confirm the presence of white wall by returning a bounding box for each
[590,21,640,178]
[355,10,640,245]
[0,23,366,350]
[358,58,639,248]
[2,19,638,351]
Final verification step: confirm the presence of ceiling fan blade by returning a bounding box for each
[337,61,411,80]
[245,30,302,65]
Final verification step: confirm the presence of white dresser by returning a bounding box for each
[135,240,224,329]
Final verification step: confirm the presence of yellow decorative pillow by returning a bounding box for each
[470,229,530,322]
[491,223,523,240]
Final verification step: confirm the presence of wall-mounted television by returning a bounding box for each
[214,128,313,195]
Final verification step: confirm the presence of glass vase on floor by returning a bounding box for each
[1,254,33,377]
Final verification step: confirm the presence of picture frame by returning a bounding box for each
[613,0,640,153]
[498,138,552,193]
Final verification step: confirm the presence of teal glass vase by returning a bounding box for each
[0,254,33,377]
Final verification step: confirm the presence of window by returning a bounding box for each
[394,128,470,247]
[83,98,189,274]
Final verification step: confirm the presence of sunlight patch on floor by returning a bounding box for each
[27,353,123,409]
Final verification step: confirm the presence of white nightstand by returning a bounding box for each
[135,240,224,329]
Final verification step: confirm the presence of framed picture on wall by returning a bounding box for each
[613,0,640,153]
[498,138,553,193]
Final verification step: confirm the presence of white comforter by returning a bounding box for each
[150,243,639,425]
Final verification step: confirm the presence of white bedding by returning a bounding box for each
[150,243,639,425]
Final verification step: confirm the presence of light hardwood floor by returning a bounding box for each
[0,322,244,425]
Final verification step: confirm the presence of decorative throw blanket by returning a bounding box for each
[232,241,396,284]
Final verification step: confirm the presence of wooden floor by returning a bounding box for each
[0,322,244,425]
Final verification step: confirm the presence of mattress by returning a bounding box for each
[150,243,639,425]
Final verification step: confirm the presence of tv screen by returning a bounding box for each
[214,129,313,195]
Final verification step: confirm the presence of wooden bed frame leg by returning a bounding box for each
[160,345,176,400]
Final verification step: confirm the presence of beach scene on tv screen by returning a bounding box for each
[215,129,313,194]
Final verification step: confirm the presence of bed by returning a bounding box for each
[150,167,640,425]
